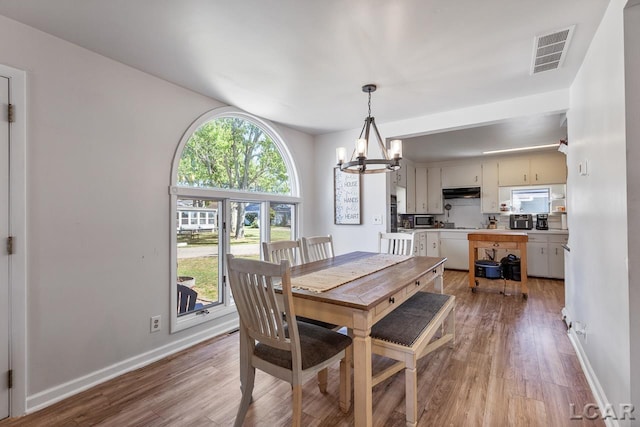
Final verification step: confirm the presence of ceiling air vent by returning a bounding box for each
[531,26,575,74]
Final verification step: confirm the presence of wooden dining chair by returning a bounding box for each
[264,237,340,331]
[378,232,415,256]
[226,255,352,427]
[300,235,334,263]
[262,239,303,266]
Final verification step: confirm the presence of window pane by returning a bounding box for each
[229,201,261,260]
[176,198,221,316]
[177,117,291,195]
[269,203,294,242]
[511,188,550,213]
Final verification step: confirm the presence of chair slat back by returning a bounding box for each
[378,232,415,256]
[227,255,300,353]
[177,284,197,314]
[301,235,334,263]
[263,240,303,266]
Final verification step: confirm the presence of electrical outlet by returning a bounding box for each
[150,315,161,333]
[573,321,587,341]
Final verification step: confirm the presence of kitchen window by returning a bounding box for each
[511,188,550,214]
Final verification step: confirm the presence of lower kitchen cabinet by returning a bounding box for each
[426,231,439,257]
[439,232,469,270]
[527,241,548,277]
[412,231,426,256]
[410,230,440,257]
[548,242,566,278]
[526,233,568,279]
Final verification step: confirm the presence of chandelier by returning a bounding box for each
[336,84,402,174]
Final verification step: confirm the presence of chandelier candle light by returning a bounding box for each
[336,84,402,174]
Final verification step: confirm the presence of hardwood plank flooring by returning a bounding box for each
[0,271,605,426]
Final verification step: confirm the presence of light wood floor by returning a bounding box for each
[1,271,604,426]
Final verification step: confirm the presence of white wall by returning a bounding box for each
[624,0,640,418]
[567,0,632,421]
[0,14,315,410]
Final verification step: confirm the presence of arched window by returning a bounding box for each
[170,107,301,332]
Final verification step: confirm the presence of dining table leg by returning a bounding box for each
[352,323,373,427]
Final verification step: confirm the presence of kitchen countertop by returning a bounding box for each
[397,227,568,235]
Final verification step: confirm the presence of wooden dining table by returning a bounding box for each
[287,251,447,427]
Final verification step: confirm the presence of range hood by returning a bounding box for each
[442,187,481,199]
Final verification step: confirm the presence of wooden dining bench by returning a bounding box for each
[371,291,456,427]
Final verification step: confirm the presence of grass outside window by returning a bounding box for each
[178,226,291,302]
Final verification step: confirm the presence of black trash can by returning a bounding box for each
[500,254,521,281]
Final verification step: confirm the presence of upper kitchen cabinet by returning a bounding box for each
[498,158,530,185]
[415,166,442,213]
[406,164,416,213]
[441,164,482,188]
[427,167,443,213]
[529,155,567,184]
[481,162,499,213]
[415,167,428,213]
[395,160,407,187]
[498,153,567,186]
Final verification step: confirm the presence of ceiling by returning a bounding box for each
[0,0,607,158]
[403,112,568,163]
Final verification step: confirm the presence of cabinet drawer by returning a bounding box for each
[548,234,568,244]
[417,267,439,288]
[475,241,519,250]
[374,288,406,318]
[527,234,548,243]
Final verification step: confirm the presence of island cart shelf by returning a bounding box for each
[467,232,529,299]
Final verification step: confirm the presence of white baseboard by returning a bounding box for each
[567,328,619,427]
[25,316,239,413]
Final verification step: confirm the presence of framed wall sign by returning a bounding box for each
[334,168,361,225]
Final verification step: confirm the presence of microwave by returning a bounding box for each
[414,215,435,228]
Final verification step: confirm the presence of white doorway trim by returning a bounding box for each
[0,63,27,417]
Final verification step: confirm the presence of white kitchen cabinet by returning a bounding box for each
[427,167,443,213]
[426,231,439,257]
[548,235,567,278]
[499,155,567,186]
[415,167,428,213]
[498,158,530,186]
[439,232,469,270]
[481,161,500,213]
[526,233,568,278]
[396,160,407,187]
[412,231,427,256]
[526,241,548,277]
[530,155,567,185]
[441,164,481,188]
[406,164,416,214]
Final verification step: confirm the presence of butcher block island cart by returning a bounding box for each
[467,232,529,299]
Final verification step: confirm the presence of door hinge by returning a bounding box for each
[8,104,15,123]
[223,222,226,231]
[6,236,13,255]
[8,370,13,389]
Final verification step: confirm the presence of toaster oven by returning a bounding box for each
[509,214,533,230]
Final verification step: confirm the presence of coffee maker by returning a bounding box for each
[536,214,549,230]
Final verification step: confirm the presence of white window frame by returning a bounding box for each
[169,106,301,333]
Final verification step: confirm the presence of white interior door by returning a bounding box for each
[1,75,10,420]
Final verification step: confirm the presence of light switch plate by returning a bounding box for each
[579,160,589,176]
[373,215,383,225]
